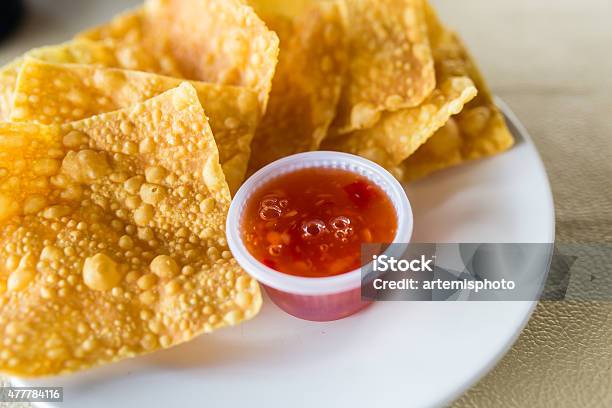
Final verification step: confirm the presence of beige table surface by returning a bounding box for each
[440,0,612,407]
[1,0,611,407]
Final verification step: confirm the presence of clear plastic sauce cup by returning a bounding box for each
[226,152,413,321]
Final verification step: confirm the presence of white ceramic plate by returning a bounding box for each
[14,100,554,408]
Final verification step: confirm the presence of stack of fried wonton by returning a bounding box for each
[0,0,513,377]
[244,0,514,180]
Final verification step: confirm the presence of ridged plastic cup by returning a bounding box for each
[226,152,413,321]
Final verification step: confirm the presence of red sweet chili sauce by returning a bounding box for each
[241,167,397,278]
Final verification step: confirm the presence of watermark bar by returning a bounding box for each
[361,243,612,301]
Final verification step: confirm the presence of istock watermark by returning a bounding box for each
[361,243,612,301]
[372,254,435,272]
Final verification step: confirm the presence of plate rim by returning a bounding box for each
[435,97,556,407]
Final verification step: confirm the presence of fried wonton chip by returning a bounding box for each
[392,4,514,182]
[11,59,260,193]
[0,40,117,121]
[331,0,435,134]
[0,83,261,377]
[246,0,346,172]
[323,76,476,168]
[78,0,280,113]
[0,38,181,121]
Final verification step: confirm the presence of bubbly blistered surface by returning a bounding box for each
[0,83,261,377]
[393,4,515,181]
[0,40,121,122]
[79,0,279,113]
[246,0,346,172]
[324,76,477,170]
[331,0,436,134]
[0,38,182,122]
[11,59,260,193]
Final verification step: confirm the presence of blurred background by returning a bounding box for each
[1,0,611,407]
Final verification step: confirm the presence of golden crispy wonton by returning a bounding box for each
[246,0,347,172]
[331,0,435,134]
[393,4,515,181]
[11,59,260,192]
[0,83,261,377]
[323,75,477,170]
[0,39,161,121]
[78,0,280,113]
